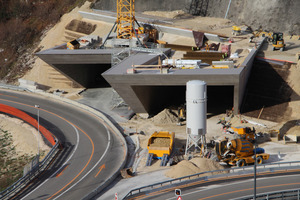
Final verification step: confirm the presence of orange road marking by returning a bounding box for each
[95,164,106,177]
[198,182,300,200]
[0,97,95,200]
[56,165,69,177]
[0,93,19,98]
[0,94,127,199]
[129,169,300,200]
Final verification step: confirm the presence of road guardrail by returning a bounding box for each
[123,161,300,199]
[0,141,60,200]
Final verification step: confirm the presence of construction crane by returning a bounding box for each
[117,0,139,39]
[101,0,143,47]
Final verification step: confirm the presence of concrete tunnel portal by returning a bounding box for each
[131,85,234,116]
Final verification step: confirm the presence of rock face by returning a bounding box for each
[93,0,300,34]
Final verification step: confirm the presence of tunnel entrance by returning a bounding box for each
[132,85,234,117]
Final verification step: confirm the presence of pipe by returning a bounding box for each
[225,0,232,19]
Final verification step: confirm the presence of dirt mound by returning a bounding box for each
[149,137,170,147]
[165,157,224,178]
[65,19,96,34]
[151,109,178,124]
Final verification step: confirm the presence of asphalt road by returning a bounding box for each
[0,89,126,200]
[128,173,300,200]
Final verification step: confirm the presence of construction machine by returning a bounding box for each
[271,32,285,51]
[146,131,175,166]
[177,104,186,126]
[232,26,242,36]
[219,120,256,143]
[226,126,256,142]
[214,138,269,167]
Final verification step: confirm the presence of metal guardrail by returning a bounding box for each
[237,188,300,200]
[123,161,300,199]
[0,84,128,199]
[0,141,60,200]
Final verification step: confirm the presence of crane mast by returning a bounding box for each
[116,0,136,39]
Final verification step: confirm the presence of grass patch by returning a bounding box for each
[0,128,35,192]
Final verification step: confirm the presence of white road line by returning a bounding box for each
[53,123,111,199]
[165,174,300,200]
[21,122,80,200]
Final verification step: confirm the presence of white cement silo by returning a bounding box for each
[185,80,207,155]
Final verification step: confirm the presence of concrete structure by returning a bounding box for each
[36,44,119,87]
[36,10,265,117]
[36,40,264,116]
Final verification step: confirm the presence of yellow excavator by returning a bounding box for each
[271,32,285,51]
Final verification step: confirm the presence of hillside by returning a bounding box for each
[93,0,300,35]
[0,0,91,84]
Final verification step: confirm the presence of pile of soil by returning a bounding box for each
[149,137,170,147]
[151,109,178,124]
[65,19,97,34]
[165,157,224,178]
[286,126,300,135]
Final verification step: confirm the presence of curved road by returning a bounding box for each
[0,89,126,199]
[127,171,300,200]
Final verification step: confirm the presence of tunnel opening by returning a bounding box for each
[54,64,111,88]
[132,85,234,117]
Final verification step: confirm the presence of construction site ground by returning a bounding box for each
[3,2,300,199]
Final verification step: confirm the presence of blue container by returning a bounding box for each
[254,147,265,154]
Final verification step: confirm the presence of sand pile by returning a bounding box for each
[149,137,170,147]
[151,109,178,124]
[286,125,300,135]
[165,157,224,178]
[0,114,50,157]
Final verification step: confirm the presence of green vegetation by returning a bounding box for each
[0,0,91,83]
[0,128,34,192]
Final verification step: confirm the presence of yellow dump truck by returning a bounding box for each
[215,138,269,167]
[146,131,175,166]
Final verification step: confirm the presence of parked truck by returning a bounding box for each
[215,138,269,167]
[146,131,175,166]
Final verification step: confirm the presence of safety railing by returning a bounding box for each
[0,83,128,200]
[0,141,61,200]
[123,161,300,199]
[236,188,300,200]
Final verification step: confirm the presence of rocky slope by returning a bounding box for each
[93,0,300,34]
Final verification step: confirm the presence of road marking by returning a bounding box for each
[56,165,69,177]
[0,93,19,98]
[0,99,81,200]
[95,164,106,177]
[52,120,111,200]
[130,170,300,200]
[0,94,125,199]
[198,182,300,200]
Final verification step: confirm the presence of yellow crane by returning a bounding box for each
[101,0,143,47]
[117,0,135,39]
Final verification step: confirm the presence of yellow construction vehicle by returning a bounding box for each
[146,131,175,166]
[67,39,80,50]
[231,126,256,142]
[249,29,273,43]
[215,138,269,167]
[219,120,256,142]
[271,32,285,51]
[232,26,242,36]
[177,104,186,126]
